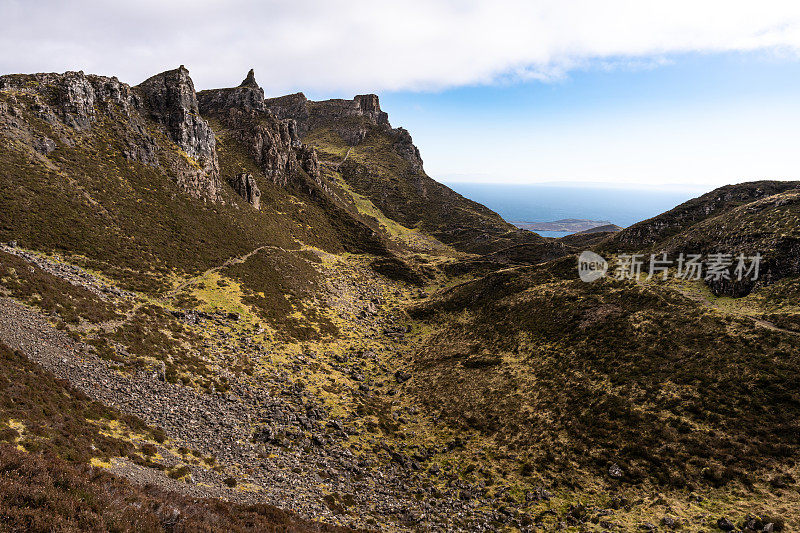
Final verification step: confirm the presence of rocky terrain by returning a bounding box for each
[1,65,799,532]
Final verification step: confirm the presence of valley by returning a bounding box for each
[0,66,799,532]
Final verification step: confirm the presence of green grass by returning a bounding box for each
[409,256,800,491]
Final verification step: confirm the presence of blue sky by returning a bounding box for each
[3,0,800,190]
[368,51,800,189]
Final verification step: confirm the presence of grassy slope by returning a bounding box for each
[600,180,800,253]
[0,90,387,296]
[596,186,800,296]
[407,254,800,526]
[303,123,550,256]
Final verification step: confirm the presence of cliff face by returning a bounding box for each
[195,69,267,113]
[268,91,550,255]
[0,67,223,202]
[267,92,395,148]
[198,71,321,189]
[0,71,137,131]
[136,66,222,200]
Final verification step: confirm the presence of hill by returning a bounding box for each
[265,92,554,255]
[601,181,800,252]
[598,182,800,296]
[2,65,800,531]
[408,252,800,529]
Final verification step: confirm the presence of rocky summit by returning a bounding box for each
[1,65,799,533]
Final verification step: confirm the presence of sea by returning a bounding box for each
[445,182,700,237]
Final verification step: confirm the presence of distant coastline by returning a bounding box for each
[446,182,697,230]
[512,218,614,233]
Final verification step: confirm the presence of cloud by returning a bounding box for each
[2,0,800,94]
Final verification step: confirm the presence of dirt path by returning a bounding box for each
[750,316,800,335]
[335,147,352,171]
[166,244,281,298]
[673,282,800,336]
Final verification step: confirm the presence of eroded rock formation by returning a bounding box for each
[198,70,321,187]
[0,67,225,202]
[136,66,222,200]
[265,91,423,171]
[229,173,261,209]
[0,70,137,131]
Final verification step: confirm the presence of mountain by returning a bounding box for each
[1,66,799,531]
[265,91,553,255]
[599,181,800,296]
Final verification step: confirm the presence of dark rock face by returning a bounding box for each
[265,92,310,132]
[266,91,425,172]
[199,71,321,187]
[266,93,391,145]
[392,127,423,173]
[0,70,159,172]
[136,68,219,171]
[229,173,261,209]
[354,94,389,127]
[0,71,138,131]
[239,68,259,89]
[135,66,222,201]
[197,69,266,113]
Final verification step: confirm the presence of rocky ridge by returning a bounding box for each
[266,91,421,172]
[136,65,221,198]
[0,67,224,202]
[198,70,322,189]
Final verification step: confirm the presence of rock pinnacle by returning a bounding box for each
[240,69,259,88]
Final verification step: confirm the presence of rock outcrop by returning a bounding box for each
[136,66,222,200]
[196,69,266,113]
[0,68,225,202]
[0,71,138,131]
[392,127,424,174]
[229,173,261,209]
[353,94,389,127]
[0,71,159,167]
[264,92,309,131]
[266,93,390,145]
[198,71,321,187]
[239,68,259,89]
[266,92,423,171]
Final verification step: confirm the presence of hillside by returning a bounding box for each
[0,66,550,531]
[408,254,800,530]
[601,181,800,253]
[2,65,800,532]
[598,182,800,296]
[265,92,554,256]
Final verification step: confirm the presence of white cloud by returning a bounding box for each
[1,0,800,94]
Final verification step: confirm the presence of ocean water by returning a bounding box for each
[445,182,699,230]
[535,230,573,238]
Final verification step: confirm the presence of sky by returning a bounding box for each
[2,0,800,189]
